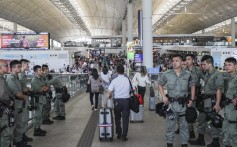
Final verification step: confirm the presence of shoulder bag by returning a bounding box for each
[127,77,139,113]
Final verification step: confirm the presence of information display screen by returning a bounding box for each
[134,54,143,63]
[1,33,49,50]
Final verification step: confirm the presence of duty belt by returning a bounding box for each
[201,94,215,99]
[168,96,188,107]
[168,97,186,102]
[229,121,237,124]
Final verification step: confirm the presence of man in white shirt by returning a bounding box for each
[104,64,131,141]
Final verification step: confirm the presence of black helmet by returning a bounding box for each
[205,111,224,128]
[206,111,216,122]
[211,113,223,128]
[185,107,197,123]
[156,102,168,118]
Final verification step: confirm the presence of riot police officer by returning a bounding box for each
[190,55,223,147]
[185,54,203,138]
[176,54,202,138]
[31,65,48,136]
[0,59,14,147]
[158,54,195,147]
[222,57,237,147]
[41,64,54,125]
[19,59,33,143]
[6,60,31,147]
[47,74,66,120]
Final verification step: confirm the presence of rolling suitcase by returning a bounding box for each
[130,104,144,123]
[149,86,155,111]
[98,108,114,141]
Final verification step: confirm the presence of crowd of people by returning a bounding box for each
[1,51,237,147]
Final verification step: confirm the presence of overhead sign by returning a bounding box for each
[134,54,143,63]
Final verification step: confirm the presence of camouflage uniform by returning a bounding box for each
[158,69,195,144]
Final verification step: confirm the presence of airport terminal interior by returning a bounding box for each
[1,0,237,147]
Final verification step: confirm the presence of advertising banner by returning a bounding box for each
[1,33,49,49]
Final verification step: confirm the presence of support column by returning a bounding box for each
[13,22,17,33]
[122,20,126,55]
[51,39,54,49]
[202,29,205,34]
[127,2,133,76]
[127,3,133,42]
[142,0,153,68]
[231,18,236,47]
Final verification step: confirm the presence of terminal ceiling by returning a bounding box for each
[0,0,237,43]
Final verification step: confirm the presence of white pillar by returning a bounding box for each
[142,0,153,68]
[127,3,133,42]
[122,20,126,55]
[202,29,205,34]
[51,39,54,49]
[231,18,236,47]
[13,22,17,33]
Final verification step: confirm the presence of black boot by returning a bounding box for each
[33,128,46,136]
[16,141,31,147]
[189,134,205,146]
[39,128,47,134]
[181,144,187,147]
[167,143,173,147]
[207,138,220,147]
[189,131,195,139]
[42,119,54,125]
[23,133,33,142]
[175,127,180,134]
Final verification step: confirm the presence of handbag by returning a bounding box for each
[127,77,140,113]
[86,84,91,93]
[99,85,104,94]
[86,78,91,93]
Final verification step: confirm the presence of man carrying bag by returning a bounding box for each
[104,64,131,141]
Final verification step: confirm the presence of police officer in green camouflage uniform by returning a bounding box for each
[190,55,223,147]
[185,54,203,139]
[6,60,31,147]
[18,59,33,143]
[175,54,203,138]
[222,57,237,147]
[158,54,196,147]
[47,75,66,120]
[31,65,48,136]
[0,59,14,147]
[41,64,54,125]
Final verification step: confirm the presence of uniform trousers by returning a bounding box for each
[197,107,219,138]
[42,97,51,121]
[166,111,189,144]
[54,93,66,117]
[222,104,237,146]
[22,98,29,134]
[13,108,23,142]
[33,103,44,129]
[0,113,13,147]
[114,98,130,137]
